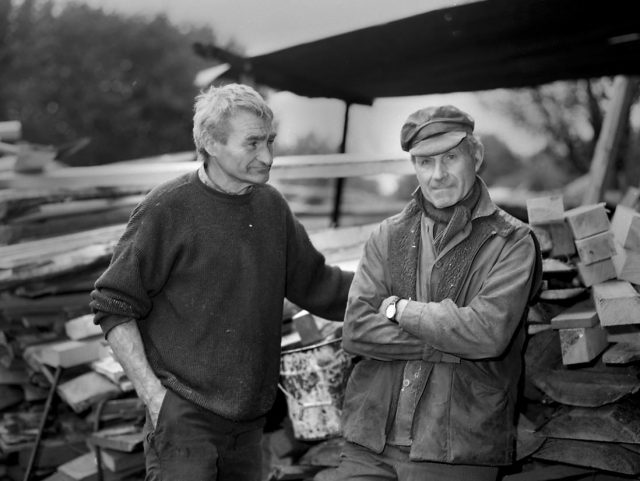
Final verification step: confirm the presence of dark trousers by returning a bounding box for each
[143,389,265,481]
[330,441,499,481]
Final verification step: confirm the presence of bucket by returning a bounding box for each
[279,338,354,441]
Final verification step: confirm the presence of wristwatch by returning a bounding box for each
[385,296,401,323]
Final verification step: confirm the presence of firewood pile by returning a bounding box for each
[510,191,640,479]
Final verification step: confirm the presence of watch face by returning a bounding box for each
[386,303,396,319]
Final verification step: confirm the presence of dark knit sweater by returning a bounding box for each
[90,171,352,421]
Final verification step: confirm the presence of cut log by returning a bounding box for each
[564,203,610,240]
[592,280,640,326]
[526,195,565,225]
[533,438,640,475]
[537,396,640,443]
[551,299,599,330]
[611,205,640,250]
[612,242,640,284]
[576,258,616,287]
[574,231,616,265]
[559,326,608,365]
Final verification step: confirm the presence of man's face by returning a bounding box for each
[207,109,276,191]
[412,143,482,208]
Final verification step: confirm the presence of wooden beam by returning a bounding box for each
[583,75,639,205]
[0,153,414,190]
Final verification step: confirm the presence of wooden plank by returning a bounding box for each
[537,397,640,443]
[529,367,640,407]
[0,153,414,189]
[87,425,144,453]
[0,206,133,245]
[57,371,121,413]
[602,342,640,364]
[559,326,608,365]
[611,205,640,250]
[620,187,640,209]
[0,224,125,269]
[0,185,148,222]
[526,195,564,225]
[8,195,143,224]
[606,325,640,345]
[574,231,616,265]
[548,222,576,257]
[39,338,103,368]
[64,314,102,341]
[564,203,610,240]
[501,465,595,481]
[612,242,640,284]
[583,76,640,205]
[551,299,599,330]
[592,280,640,326]
[99,449,144,473]
[576,258,616,287]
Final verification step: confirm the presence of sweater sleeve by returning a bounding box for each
[341,223,427,361]
[284,212,354,322]
[90,200,182,336]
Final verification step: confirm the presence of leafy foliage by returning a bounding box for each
[1,0,216,165]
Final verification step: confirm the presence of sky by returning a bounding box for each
[55,0,545,156]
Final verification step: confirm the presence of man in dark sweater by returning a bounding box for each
[90,83,353,481]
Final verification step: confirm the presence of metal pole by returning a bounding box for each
[331,102,351,227]
[23,365,63,481]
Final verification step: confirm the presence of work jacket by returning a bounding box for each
[341,181,541,465]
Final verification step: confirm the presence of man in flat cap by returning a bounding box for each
[332,105,542,480]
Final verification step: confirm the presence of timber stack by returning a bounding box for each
[514,191,640,479]
[0,124,377,481]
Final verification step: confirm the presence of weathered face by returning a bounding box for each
[207,109,277,192]
[412,143,482,208]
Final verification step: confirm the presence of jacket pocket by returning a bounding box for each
[450,367,514,464]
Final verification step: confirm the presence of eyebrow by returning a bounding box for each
[245,132,277,142]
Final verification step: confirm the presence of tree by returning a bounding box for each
[478,78,640,190]
[1,0,218,165]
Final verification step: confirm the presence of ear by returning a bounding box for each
[203,138,218,159]
[474,143,485,172]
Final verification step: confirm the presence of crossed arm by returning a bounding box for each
[342,225,536,362]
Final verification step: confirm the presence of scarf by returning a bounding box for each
[417,177,482,254]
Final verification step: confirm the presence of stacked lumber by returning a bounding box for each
[521,192,640,477]
[0,154,384,481]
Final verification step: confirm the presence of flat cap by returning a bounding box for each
[400,105,475,156]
